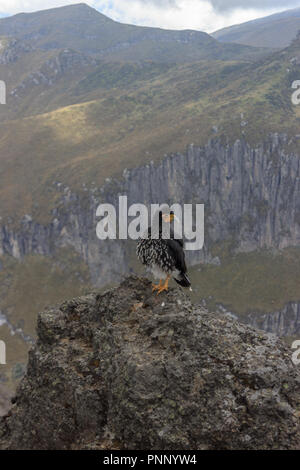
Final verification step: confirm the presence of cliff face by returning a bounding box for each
[0,134,299,338]
[218,302,300,337]
[1,134,299,282]
[0,277,299,450]
[246,301,300,337]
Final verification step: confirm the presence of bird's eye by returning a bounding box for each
[162,213,173,223]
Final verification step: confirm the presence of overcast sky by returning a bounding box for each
[0,0,300,32]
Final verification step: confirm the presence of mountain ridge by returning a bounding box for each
[0,3,268,62]
[213,6,300,48]
[0,3,299,399]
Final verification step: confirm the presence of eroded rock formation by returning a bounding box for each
[0,277,299,450]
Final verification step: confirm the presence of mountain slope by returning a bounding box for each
[0,3,300,398]
[213,7,300,48]
[0,31,299,222]
[0,3,271,123]
[0,3,268,63]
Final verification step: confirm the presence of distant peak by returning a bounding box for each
[4,3,110,20]
[56,3,99,12]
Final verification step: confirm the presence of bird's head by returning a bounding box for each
[162,211,175,223]
[151,205,180,237]
[156,205,179,225]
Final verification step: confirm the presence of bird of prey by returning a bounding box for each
[136,206,191,295]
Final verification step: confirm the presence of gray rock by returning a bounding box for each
[0,277,299,450]
[0,385,13,418]
[246,301,300,337]
[10,48,97,97]
[0,38,33,65]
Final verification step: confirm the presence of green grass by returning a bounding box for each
[74,61,175,93]
[0,249,91,336]
[127,240,300,317]
[189,247,300,315]
[0,4,299,395]
[0,4,267,63]
[0,248,91,392]
[212,9,300,48]
[0,41,299,226]
[0,13,297,227]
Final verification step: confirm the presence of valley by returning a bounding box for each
[0,3,299,394]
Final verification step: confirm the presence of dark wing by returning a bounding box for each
[165,238,187,274]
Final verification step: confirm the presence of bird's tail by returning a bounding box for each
[174,272,191,288]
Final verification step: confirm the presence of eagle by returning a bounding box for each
[136,206,191,295]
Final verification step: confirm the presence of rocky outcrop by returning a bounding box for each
[0,276,299,450]
[0,38,33,64]
[10,48,97,98]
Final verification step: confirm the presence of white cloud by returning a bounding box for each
[0,1,83,15]
[0,0,295,32]
[210,0,299,11]
[94,0,282,32]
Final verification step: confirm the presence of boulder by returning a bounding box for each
[0,276,299,450]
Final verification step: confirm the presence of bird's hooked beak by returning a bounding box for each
[162,213,179,224]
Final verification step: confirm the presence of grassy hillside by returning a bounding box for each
[213,7,300,48]
[0,248,91,390]
[0,5,272,126]
[189,247,300,315]
[0,4,299,397]
[0,35,299,224]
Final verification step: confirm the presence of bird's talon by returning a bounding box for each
[156,277,170,295]
[152,280,162,292]
[156,287,168,296]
